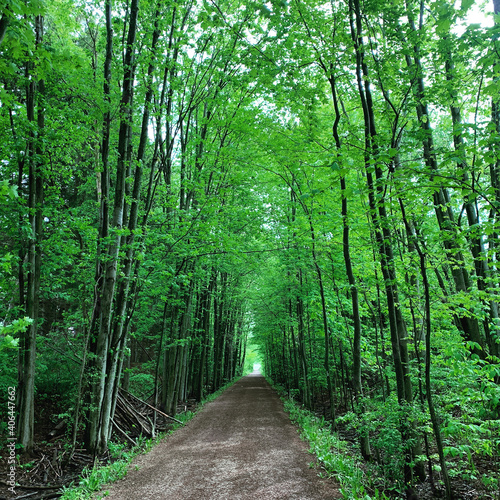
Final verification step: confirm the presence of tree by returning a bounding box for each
[1,0,499,496]
[16,12,45,457]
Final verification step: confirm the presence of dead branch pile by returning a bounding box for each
[0,447,90,500]
[112,389,184,445]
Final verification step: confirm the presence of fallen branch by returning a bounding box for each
[17,494,62,500]
[115,394,152,436]
[119,389,184,425]
[0,482,63,490]
[15,492,40,500]
[111,418,137,447]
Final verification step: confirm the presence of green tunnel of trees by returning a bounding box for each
[1,0,500,497]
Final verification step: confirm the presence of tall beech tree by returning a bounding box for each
[347,0,424,484]
[85,0,141,455]
[403,0,485,358]
[17,13,45,456]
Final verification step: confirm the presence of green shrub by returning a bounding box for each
[128,372,155,400]
[282,396,389,499]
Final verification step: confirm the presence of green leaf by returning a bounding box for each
[460,0,474,12]
[436,18,451,34]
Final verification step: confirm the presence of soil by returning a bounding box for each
[103,373,342,499]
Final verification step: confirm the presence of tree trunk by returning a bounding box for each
[161,302,179,415]
[0,9,9,46]
[404,0,485,358]
[400,201,453,499]
[86,0,139,455]
[488,0,500,354]
[324,58,371,458]
[18,15,44,456]
[444,48,499,357]
[100,0,162,445]
[309,218,336,423]
[195,276,214,400]
[349,0,423,484]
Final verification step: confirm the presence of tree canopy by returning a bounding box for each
[1,0,500,497]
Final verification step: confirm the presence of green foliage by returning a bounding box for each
[128,372,155,401]
[338,398,425,492]
[35,335,80,401]
[59,426,190,500]
[0,318,32,413]
[60,456,133,500]
[1,0,498,493]
[0,179,18,200]
[0,316,32,342]
[243,338,263,374]
[282,396,388,500]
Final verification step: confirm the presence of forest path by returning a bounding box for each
[103,374,341,499]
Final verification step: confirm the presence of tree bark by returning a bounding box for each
[18,14,44,456]
[86,0,139,455]
[443,43,499,357]
[400,201,453,499]
[0,10,9,45]
[349,0,423,484]
[85,0,113,453]
[404,0,485,358]
[323,56,371,457]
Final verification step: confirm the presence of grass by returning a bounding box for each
[60,377,241,500]
[271,381,388,500]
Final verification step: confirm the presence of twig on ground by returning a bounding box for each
[119,389,184,425]
[111,418,137,447]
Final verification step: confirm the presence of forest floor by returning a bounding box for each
[1,375,497,499]
[101,373,342,499]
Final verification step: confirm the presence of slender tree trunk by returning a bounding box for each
[100,0,162,444]
[85,0,113,453]
[309,218,336,423]
[86,0,139,455]
[325,61,370,458]
[404,0,485,358]
[444,47,499,357]
[296,279,311,408]
[488,0,500,354]
[400,201,453,499]
[349,0,423,484]
[288,297,300,394]
[18,15,44,456]
[195,275,214,400]
[162,308,178,415]
[177,286,194,402]
[0,11,9,45]
[213,272,227,390]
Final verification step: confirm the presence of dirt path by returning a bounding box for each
[103,374,341,499]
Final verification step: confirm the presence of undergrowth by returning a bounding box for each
[274,382,388,500]
[60,377,241,500]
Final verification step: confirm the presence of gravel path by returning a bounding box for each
[103,373,341,499]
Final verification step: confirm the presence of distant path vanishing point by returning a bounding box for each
[104,374,341,499]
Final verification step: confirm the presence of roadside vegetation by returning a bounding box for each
[277,387,387,500]
[59,378,240,500]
